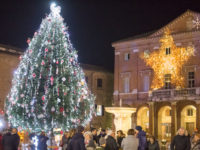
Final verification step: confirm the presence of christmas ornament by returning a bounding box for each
[50,76,54,85]
[42,96,45,101]
[41,60,45,65]
[59,107,64,113]
[29,49,33,54]
[51,107,55,112]
[32,73,36,78]
[62,77,66,81]
[27,38,31,44]
[57,98,61,102]
[34,32,38,36]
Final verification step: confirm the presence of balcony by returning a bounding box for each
[150,87,200,101]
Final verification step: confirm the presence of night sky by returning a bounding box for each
[0,0,200,71]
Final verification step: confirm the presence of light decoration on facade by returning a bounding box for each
[193,17,200,30]
[141,28,194,90]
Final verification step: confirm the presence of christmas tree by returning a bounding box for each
[5,3,95,132]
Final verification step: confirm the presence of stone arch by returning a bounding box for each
[136,104,149,132]
[177,100,197,135]
[156,102,172,141]
[176,100,197,131]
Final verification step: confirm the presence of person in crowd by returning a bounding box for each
[98,129,106,139]
[98,129,106,147]
[135,126,147,150]
[67,126,86,150]
[91,128,98,144]
[117,130,125,148]
[2,129,12,150]
[191,128,200,148]
[61,131,70,150]
[170,127,190,150]
[29,132,37,150]
[38,131,49,150]
[11,128,20,150]
[191,133,200,150]
[21,131,31,150]
[121,129,139,150]
[104,129,118,150]
[147,136,159,150]
[84,131,96,150]
[0,132,3,150]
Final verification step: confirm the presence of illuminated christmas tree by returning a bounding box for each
[5,3,95,132]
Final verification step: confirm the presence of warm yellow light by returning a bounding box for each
[141,28,194,89]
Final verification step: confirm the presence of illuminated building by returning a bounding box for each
[110,10,200,141]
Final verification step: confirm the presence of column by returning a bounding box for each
[148,102,155,136]
[114,52,120,105]
[171,102,177,140]
[196,101,200,128]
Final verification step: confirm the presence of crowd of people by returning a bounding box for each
[0,126,200,150]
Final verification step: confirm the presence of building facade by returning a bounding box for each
[0,45,113,129]
[112,10,200,141]
[81,64,113,129]
[0,44,22,110]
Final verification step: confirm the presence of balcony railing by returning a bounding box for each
[150,87,200,101]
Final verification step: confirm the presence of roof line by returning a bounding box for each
[112,9,200,46]
[0,43,23,55]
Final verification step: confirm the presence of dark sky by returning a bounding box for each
[0,0,200,71]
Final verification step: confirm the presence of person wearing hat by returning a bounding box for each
[135,126,147,150]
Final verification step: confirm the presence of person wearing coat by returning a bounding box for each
[170,127,190,150]
[147,136,160,150]
[61,131,70,150]
[84,131,96,150]
[191,133,200,150]
[121,129,139,150]
[0,133,2,150]
[2,130,13,150]
[135,126,147,150]
[117,130,125,148]
[38,131,49,150]
[104,129,118,150]
[67,126,86,150]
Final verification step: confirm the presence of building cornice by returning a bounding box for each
[113,30,200,50]
[0,44,23,55]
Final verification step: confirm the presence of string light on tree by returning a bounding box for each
[5,3,95,132]
[141,28,194,90]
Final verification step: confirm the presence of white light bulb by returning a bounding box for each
[50,3,61,16]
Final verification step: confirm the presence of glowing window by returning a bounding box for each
[144,50,150,58]
[166,47,171,55]
[188,72,195,88]
[164,74,171,89]
[187,109,193,116]
[124,53,130,61]
[143,75,149,92]
[124,77,130,93]
[97,78,103,88]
